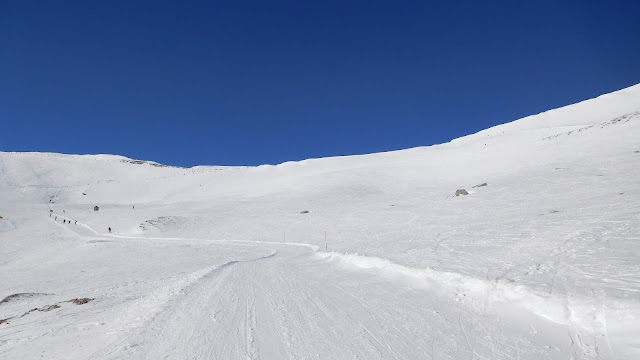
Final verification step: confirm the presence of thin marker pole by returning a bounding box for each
[325,231,327,250]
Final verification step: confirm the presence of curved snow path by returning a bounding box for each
[18,218,626,359]
[73,241,608,360]
[0,215,624,359]
[90,244,474,359]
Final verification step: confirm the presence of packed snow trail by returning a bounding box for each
[0,201,631,359]
[59,237,605,360]
[1,189,635,359]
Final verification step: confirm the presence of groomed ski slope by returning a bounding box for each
[1,84,639,359]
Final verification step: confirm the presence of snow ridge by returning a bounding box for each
[315,251,639,334]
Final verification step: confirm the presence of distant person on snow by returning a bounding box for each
[108,227,111,233]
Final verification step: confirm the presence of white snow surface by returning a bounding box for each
[1,83,640,359]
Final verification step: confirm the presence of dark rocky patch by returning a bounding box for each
[69,298,94,305]
[121,159,183,169]
[21,304,60,317]
[1,293,50,304]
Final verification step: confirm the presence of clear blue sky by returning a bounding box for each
[2,1,639,167]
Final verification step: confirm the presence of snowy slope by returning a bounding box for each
[1,83,639,359]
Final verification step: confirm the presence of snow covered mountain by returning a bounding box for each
[1,84,639,359]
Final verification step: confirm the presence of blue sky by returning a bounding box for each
[2,1,639,167]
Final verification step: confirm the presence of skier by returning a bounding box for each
[108,227,111,233]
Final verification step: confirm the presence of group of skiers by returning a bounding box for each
[49,204,133,234]
[51,213,77,225]
[50,211,112,233]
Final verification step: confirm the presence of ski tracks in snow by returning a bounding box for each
[83,241,584,360]
[87,251,275,360]
[63,219,630,359]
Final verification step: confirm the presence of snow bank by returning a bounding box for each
[315,251,640,335]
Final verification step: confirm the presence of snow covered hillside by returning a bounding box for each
[1,83,639,359]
